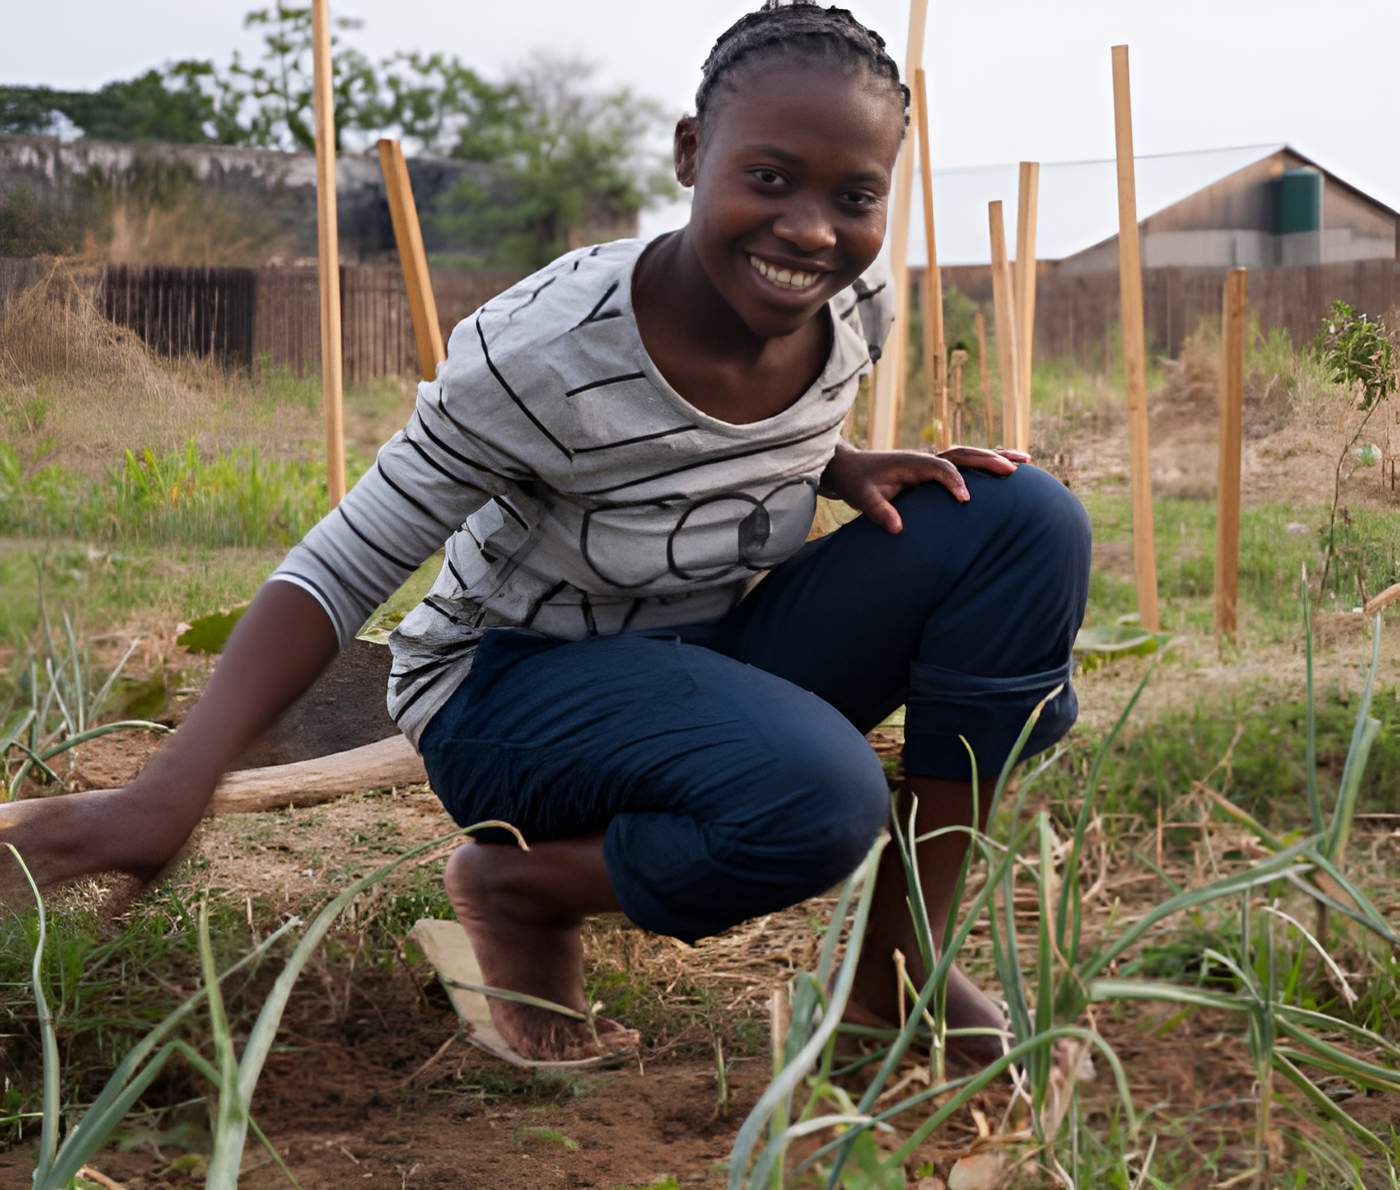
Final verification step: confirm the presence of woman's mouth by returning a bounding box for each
[748,254,823,293]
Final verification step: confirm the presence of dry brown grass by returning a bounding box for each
[0,263,411,478]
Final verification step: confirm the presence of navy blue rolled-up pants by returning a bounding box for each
[420,465,1091,943]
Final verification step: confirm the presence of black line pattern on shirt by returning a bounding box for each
[506,276,557,319]
[391,667,449,724]
[428,388,538,479]
[571,412,846,497]
[337,504,417,573]
[494,495,529,531]
[821,361,867,398]
[300,542,379,614]
[570,281,621,331]
[579,590,598,637]
[414,412,519,485]
[376,460,457,533]
[391,643,478,687]
[522,579,569,629]
[572,425,696,454]
[564,371,646,398]
[475,317,574,460]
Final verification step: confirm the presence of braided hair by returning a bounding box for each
[695,1,910,130]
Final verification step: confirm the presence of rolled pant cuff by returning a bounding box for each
[902,658,1079,783]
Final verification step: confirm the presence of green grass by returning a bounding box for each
[1080,493,1400,634]
[0,542,278,650]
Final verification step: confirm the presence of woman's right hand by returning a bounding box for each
[1,580,340,906]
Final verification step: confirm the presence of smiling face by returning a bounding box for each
[674,57,906,341]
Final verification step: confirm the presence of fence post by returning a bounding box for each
[1015,161,1039,452]
[312,0,346,507]
[988,201,1021,452]
[1111,43,1160,631]
[1215,268,1247,639]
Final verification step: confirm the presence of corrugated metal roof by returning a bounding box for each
[908,143,1286,266]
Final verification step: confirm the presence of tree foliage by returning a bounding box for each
[432,55,676,269]
[0,5,675,265]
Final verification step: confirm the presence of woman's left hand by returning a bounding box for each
[819,444,1032,534]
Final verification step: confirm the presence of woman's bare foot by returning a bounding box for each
[845,962,1008,1072]
[443,842,637,1063]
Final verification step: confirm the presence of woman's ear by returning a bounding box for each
[673,116,701,188]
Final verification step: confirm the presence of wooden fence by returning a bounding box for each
[926,259,1400,365]
[0,257,520,382]
[6,255,1398,378]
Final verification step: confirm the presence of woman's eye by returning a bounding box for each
[750,169,785,186]
[841,191,877,208]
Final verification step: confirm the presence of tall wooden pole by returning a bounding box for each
[1215,267,1247,638]
[870,0,930,452]
[312,0,345,506]
[988,202,1021,453]
[1014,161,1040,452]
[378,138,445,382]
[913,68,948,450]
[975,309,993,446]
[1111,44,1159,630]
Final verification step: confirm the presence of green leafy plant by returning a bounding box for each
[11,820,525,1188]
[1313,300,1396,411]
[730,589,1399,1187]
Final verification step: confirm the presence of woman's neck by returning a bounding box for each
[634,229,811,369]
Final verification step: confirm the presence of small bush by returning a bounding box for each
[1312,300,1396,410]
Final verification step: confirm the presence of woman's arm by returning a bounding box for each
[0,580,339,893]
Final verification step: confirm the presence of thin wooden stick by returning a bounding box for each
[1014,161,1040,452]
[312,0,346,506]
[377,138,445,383]
[1215,268,1247,638]
[988,202,1021,452]
[870,0,930,452]
[913,68,947,451]
[1111,44,1159,630]
[950,347,968,443]
[975,309,993,446]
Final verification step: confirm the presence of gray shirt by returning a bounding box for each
[271,236,894,745]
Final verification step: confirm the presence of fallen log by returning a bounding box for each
[206,734,427,814]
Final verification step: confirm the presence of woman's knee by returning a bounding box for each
[751,732,891,889]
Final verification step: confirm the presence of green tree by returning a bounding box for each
[432,55,676,270]
[0,65,219,144]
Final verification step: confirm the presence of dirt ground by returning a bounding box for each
[5,357,1400,1187]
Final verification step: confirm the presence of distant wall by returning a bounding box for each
[0,134,641,266]
[0,134,493,263]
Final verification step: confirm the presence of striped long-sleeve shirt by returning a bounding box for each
[271,237,895,746]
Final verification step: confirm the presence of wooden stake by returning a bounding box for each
[1111,44,1159,630]
[1215,267,1247,638]
[377,138,445,382]
[913,68,948,450]
[975,309,993,446]
[988,201,1021,452]
[950,347,968,443]
[1014,161,1040,452]
[312,0,345,506]
[870,0,930,452]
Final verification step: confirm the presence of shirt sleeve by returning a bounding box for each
[270,311,533,646]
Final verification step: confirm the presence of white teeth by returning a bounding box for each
[749,255,819,291]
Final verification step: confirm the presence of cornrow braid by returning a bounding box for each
[696,1,910,129]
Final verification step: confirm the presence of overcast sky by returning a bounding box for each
[7,1,1398,244]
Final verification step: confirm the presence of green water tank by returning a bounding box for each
[1276,167,1323,235]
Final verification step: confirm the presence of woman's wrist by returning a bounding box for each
[819,441,858,499]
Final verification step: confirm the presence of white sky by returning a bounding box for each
[7,1,1399,249]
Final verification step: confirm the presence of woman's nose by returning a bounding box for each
[771,198,837,254]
